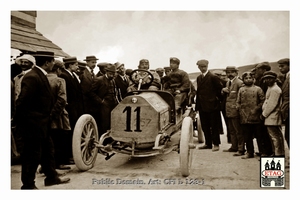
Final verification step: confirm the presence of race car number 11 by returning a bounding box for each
[123,106,141,132]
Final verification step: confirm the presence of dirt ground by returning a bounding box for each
[10,130,290,190]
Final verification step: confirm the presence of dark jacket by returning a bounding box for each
[80,68,96,114]
[114,74,129,102]
[15,67,54,138]
[195,71,223,112]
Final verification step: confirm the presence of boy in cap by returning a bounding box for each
[277,58,289,148]
[222,66,244,155]
[236,72,265,159]
[261,71,285,157]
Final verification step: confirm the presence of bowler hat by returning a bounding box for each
[63,57,78,64]
[196,59,209,66]
[106,64,116,72]
[225,66,238,72]
[255,62,271,71]
[277,58,289,65]
[33,51,57,58]
[84,55,99,61]
[262,71,277,79]
[170,57,180,64]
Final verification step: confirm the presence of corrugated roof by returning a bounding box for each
[11,24,69,57]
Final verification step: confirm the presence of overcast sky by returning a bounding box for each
[35,11,289,73]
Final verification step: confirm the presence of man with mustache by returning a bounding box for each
[222,66,244,156]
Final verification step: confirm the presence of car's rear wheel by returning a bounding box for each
[72,114,99,171]
[180,116,194,177]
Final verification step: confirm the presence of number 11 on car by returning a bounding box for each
[123,106,142,132]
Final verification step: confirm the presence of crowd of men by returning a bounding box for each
[10,51,290,189]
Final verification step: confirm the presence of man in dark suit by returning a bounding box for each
[90,64,119,136]
[277,58,290,148]
[80,56,98,115]
[114,62,129,102]
[60,57,84,162]
[195,59,224,151]
[15,51,70,189]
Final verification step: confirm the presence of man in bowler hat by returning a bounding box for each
[15,51,70,189]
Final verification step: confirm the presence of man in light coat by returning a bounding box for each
[261,71,284,157]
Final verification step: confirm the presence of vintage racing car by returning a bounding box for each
[72,69,202,177]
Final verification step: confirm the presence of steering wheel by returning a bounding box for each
[129,69,154,90]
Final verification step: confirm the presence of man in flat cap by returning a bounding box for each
[164,57,191,113]
[195,59,223,151]
[222,66,244,155]
[252,61,274,156]
[127,59,161,91]
[277,58,290,148]
[114,62,129,102]
[15,51,70,189]
[90,64,119,136]
[261,71,285,157]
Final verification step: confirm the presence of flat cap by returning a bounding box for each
[139,59,149,65]
[277,58,289,65]
[255,62,271,71]
[115,62,125,70]
[164,66,171,71]
[155,67,164,72]
[225,66,238,72]
[196,59,209,66]
[63,57,78,64]
[106,63,116,72]
[84,55,99,61]
[170,57,180,64]
[262,71,277,79]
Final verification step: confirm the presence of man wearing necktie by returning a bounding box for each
[114,62,129,102]
[195,59,223,152]
[80,56,98,114]
[277,58,290,148]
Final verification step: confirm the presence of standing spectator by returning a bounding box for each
[80,56,98,115]
[114,62,129,102]
[196,59,223,151]
[14,51,70,189]
[96,62,108,77]
[13,54,35,102]
[261,71,285,157]
[46,60,71,170]
[252,62,274,156]
[222,66,244,155]
[90,64,119,136]
[236,72,265,159]
[164,57,191,114]
[277,58,289,148]
[60,57,84,163]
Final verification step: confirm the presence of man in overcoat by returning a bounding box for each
[277,58,290,148]
[90,64,119,136]
[195,59,223,151]
[15,51,70,189]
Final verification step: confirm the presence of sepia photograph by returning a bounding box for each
[4,0,299,198]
